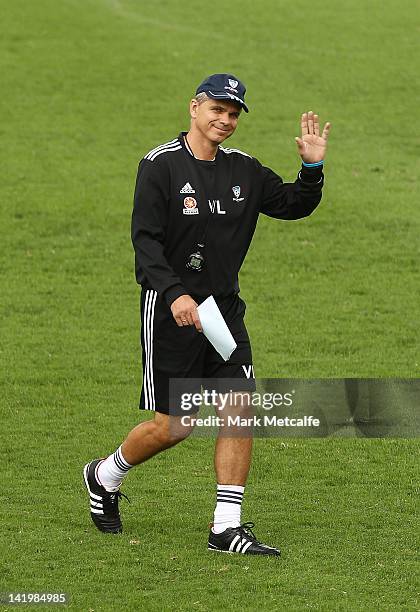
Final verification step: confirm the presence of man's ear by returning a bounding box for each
[190,98,199,119]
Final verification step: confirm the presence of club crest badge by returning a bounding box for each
[183,196,199,215]
[225,78,239,93]
[232,186,244,202]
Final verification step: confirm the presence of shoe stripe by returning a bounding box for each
[90,497,103,505]
[89,491,103,501]
[235,538,247,553]
[208,542,218,549]
[242,541,253,554]
[228,535,240,552]
[90,500,103,508]
[91,508,104,515]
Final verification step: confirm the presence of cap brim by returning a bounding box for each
[204,90,249,113]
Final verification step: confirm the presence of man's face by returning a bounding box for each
[190,98,242,144]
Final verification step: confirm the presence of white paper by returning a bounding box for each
[197,296,237,361]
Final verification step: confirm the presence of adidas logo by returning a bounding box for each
[180,182,195,194]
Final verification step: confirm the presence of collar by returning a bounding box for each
[179,132,217,162]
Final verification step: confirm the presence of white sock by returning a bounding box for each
[212,484,245,534]
[96,445,134,492]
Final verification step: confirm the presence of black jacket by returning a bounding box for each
[132,132,324,306]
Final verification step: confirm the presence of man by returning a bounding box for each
[84,73,330,555]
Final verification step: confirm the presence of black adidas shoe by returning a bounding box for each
[208,522,280,556]
[83,459,129,534]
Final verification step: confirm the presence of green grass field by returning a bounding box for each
[1,0,419,609]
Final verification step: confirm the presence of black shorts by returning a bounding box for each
[139,289,256,415]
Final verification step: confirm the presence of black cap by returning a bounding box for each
[195,73,249,113]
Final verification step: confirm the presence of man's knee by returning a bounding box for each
[215,392,253,418]
[152,412,195,447]
[214,392,254,436]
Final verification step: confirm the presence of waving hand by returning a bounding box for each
[295,111,331,164]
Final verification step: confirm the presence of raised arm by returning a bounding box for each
[260,111,331,220]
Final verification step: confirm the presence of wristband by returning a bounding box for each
[302,160,324,167]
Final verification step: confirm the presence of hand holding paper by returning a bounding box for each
[197,296,237,361]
